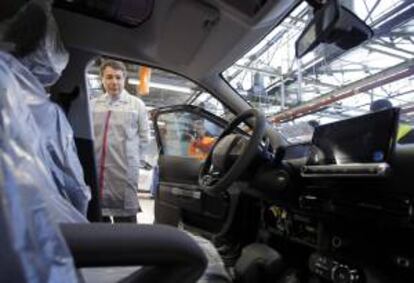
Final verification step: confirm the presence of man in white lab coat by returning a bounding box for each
[91,60,150,223]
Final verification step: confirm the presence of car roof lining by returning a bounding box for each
[54,0,301,83]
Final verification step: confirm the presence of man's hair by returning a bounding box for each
[370,99,393,112]
[100,60,127,77]
[307,120,319,128]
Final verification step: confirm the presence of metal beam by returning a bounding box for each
[226,31,286,82]
[314,67,382,74]
[226,7,310,82]
[303,78,337,88]
[314,110,352,120]
[372,40,414,56]
[364,46,409,60]
[233,64,280,77]
[388,32,414,37]
[373,3,414,37]
[286,15,307,24]
[402,105,414,114]
[270,59,414,123]
[364,0,381,22]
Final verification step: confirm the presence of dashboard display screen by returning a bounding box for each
[312,108,399,164]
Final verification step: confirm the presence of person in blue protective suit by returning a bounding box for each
[91,60,150,223]
[0,1,88,282]
[370,99,414,144]
[2,0,91,215]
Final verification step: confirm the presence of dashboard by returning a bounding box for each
[252,108,414,282]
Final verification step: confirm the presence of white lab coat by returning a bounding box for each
[91,90,150,216]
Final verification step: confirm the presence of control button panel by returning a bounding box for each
[309,253,363,283]
[265,206,318,247]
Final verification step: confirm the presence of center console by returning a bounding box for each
[261,108,414,282]
[296,108,413,220]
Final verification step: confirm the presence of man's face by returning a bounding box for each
[102,66,125,97]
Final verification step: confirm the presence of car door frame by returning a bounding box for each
[152,104,236,235]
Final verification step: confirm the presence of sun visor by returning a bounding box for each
[158,0,220,65]
[54,0,154,27]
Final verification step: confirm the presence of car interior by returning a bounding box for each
[1,0,414,282]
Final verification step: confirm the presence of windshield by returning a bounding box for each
[222,0,414,143]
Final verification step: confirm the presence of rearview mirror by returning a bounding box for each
[295,0,373,58]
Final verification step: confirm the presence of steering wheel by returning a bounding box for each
[199,109,266,195]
